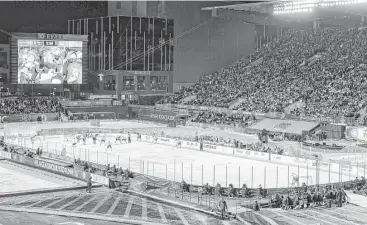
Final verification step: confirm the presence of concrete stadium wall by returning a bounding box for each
[164,1,256,87]
[108,1,256,90]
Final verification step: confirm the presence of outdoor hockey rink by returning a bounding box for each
[4,121,352,188]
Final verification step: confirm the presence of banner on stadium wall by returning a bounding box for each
[21,155,35,165]
[8,152,35,166]
[0,151,11,159]
[73,169,87,180]
[157,137,174,145]
[90,173,109,186]
[345,126,367,141]
[0,113,58,123]
[34,159,74,176]
[61,100,112,107]
[216,146,234,155]
[233,148,268,161]
[138,109,178,123]
[202,143,217,151]
[182,141,200,150]
[11,152,21,161]
[71,112,116,121]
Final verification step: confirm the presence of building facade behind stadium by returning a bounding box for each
[1,1,280,102]
[74,1,280,103]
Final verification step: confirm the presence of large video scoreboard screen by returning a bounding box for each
[18,40,82,84]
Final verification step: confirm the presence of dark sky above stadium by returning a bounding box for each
[0,1,108,43]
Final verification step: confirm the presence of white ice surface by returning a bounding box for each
[19,134,351,189]
[3,121,353,188]
[0,161,80,194]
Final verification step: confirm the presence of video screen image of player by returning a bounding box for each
[18,40,82,84]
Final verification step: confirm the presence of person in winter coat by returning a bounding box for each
[219,198,228,219]
[86,176,92,193]
[336,189,343,207]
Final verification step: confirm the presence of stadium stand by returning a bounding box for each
[158,27,367,121]
[190,111,258,127]
[0,97,63,115]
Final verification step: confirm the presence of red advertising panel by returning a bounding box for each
[138,109,177,123]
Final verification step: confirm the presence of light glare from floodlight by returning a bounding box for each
[274,0,367,14]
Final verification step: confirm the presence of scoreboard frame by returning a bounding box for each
[9,32,88,85]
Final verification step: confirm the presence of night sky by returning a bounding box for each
[0,1,108,43]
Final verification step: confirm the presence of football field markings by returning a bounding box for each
[73,194,99,212]
[157,203,167,223]
[58,195,86,210]
[90,196,109,213]
[124,196,134,218]
[107,196,121,215]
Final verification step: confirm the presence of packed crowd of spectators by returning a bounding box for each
[158,27,367,119]
[190,111,257,127]
[0,97,63,115]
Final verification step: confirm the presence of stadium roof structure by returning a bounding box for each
[203,0,367,27]
[202,0,277,14]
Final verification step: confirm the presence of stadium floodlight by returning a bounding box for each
[98,74,104,82]
[274,0,367,14]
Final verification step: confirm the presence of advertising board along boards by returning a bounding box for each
[138,108,178,123]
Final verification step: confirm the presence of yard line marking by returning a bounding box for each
[25,198,52,208]
[124,196,134,218]
[15,195,50,206]
[194,213,208,225]
[90,196,109,213]
[252,211,279,225]
[58,195,85,210]
[336,205,367,215]
[107,197,121,215]
[157,203,167,223]
[73,194,99,212]
[270,209,303,225]
[311,208,359,225]
[222,220,233,225]
[42,197,66,209]
[319,207,367,223]
[142,198,148,220]
[174,208,189,225]
[290,210,334,225]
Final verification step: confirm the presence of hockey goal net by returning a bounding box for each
[290,173,313,186]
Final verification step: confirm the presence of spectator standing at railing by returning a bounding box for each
[336,188,343,207]
[86,176,92,193]
[218,198,228,220]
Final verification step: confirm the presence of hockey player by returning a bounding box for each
[76,135,82,143]
[121,135,127,143]
[176,138,182,148]
[92,134,98,144]
[128,132,131,143]
[82,135,87,145]
[86,176,92,193]
[106,141,112,151]
[100,135,106,146]
[31,135,36,145]
[115,135,121,144]
[137,133,141,142]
